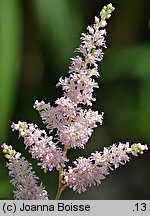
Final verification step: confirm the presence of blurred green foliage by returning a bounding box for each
[0,0,22,143]
[0,0,150,199]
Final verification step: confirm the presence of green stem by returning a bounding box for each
[55,145,68,200]
[55,183,68,200]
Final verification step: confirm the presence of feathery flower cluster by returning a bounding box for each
[34,100,103,149]
[63,142,148,193]
[33,4,115,149]
[11,121,68,172]
[2,144,49,199]
[1,3,148,199]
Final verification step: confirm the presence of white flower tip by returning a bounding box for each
[100,20,107,27]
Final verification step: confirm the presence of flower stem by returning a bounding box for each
[55,145,68,200]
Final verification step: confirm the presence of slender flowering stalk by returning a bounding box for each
[1,3,148,200]
[2,144,49,200]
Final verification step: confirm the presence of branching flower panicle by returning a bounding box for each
[1,3,148,200]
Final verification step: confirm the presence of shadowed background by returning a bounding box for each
[0,0,150,199]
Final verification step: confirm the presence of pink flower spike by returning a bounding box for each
[11,121,68,172]
[63,142,148,193]
[1,144,49,200]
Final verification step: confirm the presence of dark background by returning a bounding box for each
[0,0,150,199]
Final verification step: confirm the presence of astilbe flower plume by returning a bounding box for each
[1,3,148,199]
[11,121,68,172]
[1,144,49,200]
[63,142,148,193]
[33,4,114,149]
